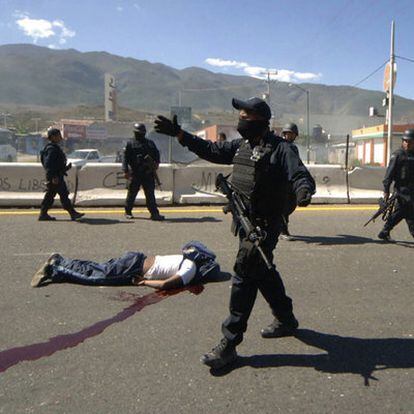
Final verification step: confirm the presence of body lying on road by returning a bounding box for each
[31,241,219,291]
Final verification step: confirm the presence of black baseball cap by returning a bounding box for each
[133,123,146,133]
[232,97,271,120]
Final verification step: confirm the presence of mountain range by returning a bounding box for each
[1,44,414,135]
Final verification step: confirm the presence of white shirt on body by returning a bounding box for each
[144,255,196,285]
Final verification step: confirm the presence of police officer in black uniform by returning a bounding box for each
[280,123,314,240]
[155,97,315,369]
[378,129,414,241]
[39,128,84,221]
[123,123,164,221]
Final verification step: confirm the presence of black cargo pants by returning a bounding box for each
[383,197,414,237]
[125,173,160,217]
[40,178,74,214]
[222,217,295,346]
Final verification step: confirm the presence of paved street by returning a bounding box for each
[0,205,413,414]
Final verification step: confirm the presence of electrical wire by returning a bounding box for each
[352,59,388,87]
[396,55,414,64]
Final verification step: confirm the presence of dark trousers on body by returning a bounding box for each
[222,218,294,346]
[49,252,146,285]
[125,174,160,216]
[40,179,74,214]
[383,198,414,237]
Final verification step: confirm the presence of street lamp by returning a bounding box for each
[288,83,310,164]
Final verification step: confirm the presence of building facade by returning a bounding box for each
[352,123,414,166]
[195,124,241,142]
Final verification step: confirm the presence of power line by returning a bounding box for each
[396,55,414,64]
[352,59,388,87]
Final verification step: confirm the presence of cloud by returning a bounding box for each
[133,3,141,11]
[205,58,248,69]
[15,14,75,46]
[116,6,124,12]
[205,57,321,83]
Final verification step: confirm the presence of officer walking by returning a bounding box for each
[280,123,314,240]
[378,129,414,241]
[123,123,164,221]
[155,97,315,369]
[38,128,84,221]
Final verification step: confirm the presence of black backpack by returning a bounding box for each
[181,241,220,282]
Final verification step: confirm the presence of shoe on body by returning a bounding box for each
[31,253,62,287]
[200,338,237,369]
[261,316,299,338]
[125,213,134,220]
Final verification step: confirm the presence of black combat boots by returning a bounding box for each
[201,338,237,369]
[70,210,85,221]
[38,213,56,221]
[261,316,299,338]
[378,230,393,242]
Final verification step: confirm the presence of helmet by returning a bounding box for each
[47,128,61,139]
[133,123,146,133]
[282,123,299,136]
[402,129,414,141]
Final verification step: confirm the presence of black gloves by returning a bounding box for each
[65,162,72,171]
[154,115,181,137]
[296,188,312,207]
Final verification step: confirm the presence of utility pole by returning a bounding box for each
[31,117,41,133]
[1,113,11,129]
[261,70,278,105]
[386,20,395,165]
[289,83,311,164]
[260,70,278,128]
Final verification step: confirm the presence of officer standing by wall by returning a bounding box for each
[280,123,315,240]
[123,123,164,221]
[155,97,315,369]
[38,128,84,221]
[378,129,414,241]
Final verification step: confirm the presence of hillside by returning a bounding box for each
[1,44,414,134]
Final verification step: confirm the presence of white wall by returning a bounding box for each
[373,141,384,164]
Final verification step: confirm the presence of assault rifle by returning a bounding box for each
[215,173,273,270]
[143,154,162,188]
[363,193,397,227]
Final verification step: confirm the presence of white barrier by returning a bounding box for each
[0,162,76,206]
[348,167,386,190]
[75,163,173,206]
[173,164,233,204]
[0,162,387,206]
[306,165,348,203]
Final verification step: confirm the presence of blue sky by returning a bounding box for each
[1,0,414,99]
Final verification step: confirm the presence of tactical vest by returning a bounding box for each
[398,150,414,188]
[127,139,155,174]
[231,137,286,219]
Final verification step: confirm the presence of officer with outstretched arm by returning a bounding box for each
[155,97,315,369]
[378,129,414,241]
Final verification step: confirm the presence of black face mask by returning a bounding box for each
[237,119,268,141]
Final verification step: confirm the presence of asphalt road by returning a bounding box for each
[0,206,413,414]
